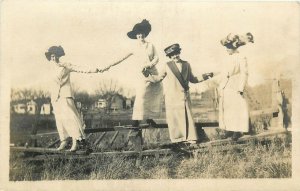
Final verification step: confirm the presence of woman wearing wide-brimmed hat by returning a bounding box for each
[45,45,111,151]
[147,43,214,143]
[217,33,254,141]
[126,19,163,127]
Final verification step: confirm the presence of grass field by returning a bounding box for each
[9,105,292,180]
[10,135,291,180]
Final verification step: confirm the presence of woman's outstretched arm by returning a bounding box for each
[97,53,133,73]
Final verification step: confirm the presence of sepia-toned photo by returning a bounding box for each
[1,1,300,190]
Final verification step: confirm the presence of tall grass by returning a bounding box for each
[10,136,291,181]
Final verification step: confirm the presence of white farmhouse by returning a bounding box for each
[40,103,51,115]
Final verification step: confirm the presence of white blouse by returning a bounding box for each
[49,62,98,102]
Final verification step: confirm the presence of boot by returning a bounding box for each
[79,139,93,153]
[223,130,234,139]
[132,120,139,127]
[57,140,67,151]
[146,119,157,127]
[79,139,87,149]
[70,138,79,152]
[231,132,243,141]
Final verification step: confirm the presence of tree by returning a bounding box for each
[10,88,51,115]
[94,79,132,112]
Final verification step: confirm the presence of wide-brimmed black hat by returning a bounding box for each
[45,46,65,61]
[164,43,181,57]
[127,19,151,39]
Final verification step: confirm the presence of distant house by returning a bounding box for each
[13,103,27,114]
[95,99,107,109]
[190,89,217,109]
[40,103,51,115]
[76,101,82,109]
[27,100,38,115]
[110,94,124,111]
[125,99,132,109]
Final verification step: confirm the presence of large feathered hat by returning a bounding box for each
[220,32,254,49]
[127,19,152,39]
[45,46,65,61]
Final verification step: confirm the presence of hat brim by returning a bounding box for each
[165,48,181,57]
[127,30,150,39]
[127,31,138,39]
[45,52,52,61]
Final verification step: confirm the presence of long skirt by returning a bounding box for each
[219,88,249,132]
[165,93,198,143]
[132,81,163,120]
[52,98,86,141]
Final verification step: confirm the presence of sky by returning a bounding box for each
[1,1,299,95]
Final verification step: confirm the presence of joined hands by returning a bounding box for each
[97,66,111,73]
[202,72,214,80]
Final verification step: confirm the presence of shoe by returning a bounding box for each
[132,120,140,127]
[79,139,87,148]
[231,132,243,141]
[70,139,79,152]
[79,139,93,153]
[186,140,197,144]
[223,130,234,139]
[146,119,157,127]
[57,140,67,151]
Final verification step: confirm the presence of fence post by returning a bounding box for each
[271,78,283,129]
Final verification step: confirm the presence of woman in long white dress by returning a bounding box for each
[126,19,163,127]
[45,46,110,151]
[218,33,254,141]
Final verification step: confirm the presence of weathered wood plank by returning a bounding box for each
[93,132,107,146]
[28,107,280,139]
[13,128,290,161]
[46,139,60,148]
[90,149,174,156]
[22,149,175,161]
[10,147,88,155]
[192,128,290,149]
[109,131,119,146]
[250,108,278,116]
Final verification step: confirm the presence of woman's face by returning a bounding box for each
[170,53,180,62]
[136,33,145,41]
[50,54,59,63]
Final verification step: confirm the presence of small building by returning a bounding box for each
[95,99,107,109]
[27,100,38,115]
[13,103,27,114]
[40,103,51,115]
[110,94,124,111]
[76,101,82,109]
[125,99,132,109]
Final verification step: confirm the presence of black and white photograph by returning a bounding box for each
[0,1,299,191]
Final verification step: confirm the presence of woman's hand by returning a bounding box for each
[202,72,214,80]
[142,66,151,77]
[97,66,110,73]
